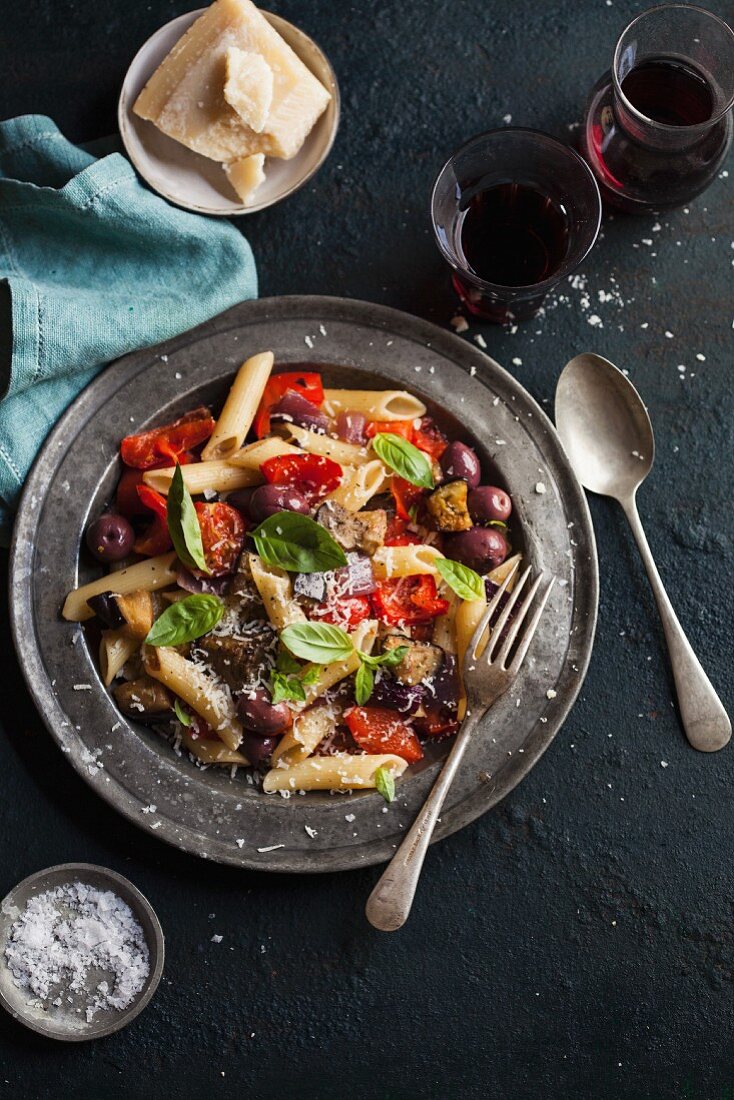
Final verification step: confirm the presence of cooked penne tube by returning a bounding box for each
[200,352,274,461]
[322,389,426,421]
[301,619,378,707]
[372,543,444,580]
[248,553,306,630]
[263,753,408,793]
[455,593,489,720]
[142,461,261,495]
[271,702,338,767]
[432,591,460,653]
[283,425,370,466]
[143,646,243,750]
[326,459,388,511]
[181,729,250,766]
[488,553,522,591]
[62,552,178,622]
[99,629,138,686]
[227,436,300,469]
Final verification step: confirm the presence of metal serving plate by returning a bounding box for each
[9,296,598,872]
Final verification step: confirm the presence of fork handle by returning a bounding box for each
[365,708,484,931]
[621,494,731,753]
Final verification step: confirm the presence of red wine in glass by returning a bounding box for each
[460,183,570,289]
[580,6,734,212]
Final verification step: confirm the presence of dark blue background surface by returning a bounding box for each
[1,2,733,1097]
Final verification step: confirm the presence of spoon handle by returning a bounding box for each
[621,495,731,752]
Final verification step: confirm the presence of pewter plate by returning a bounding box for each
[9,296,598,873]
[0,863,164,1041]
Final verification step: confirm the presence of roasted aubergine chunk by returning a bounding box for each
[426,479,472,532]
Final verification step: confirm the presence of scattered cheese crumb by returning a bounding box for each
[473,333,487,349]
[546,688,557,699]
[211,934,223,943]
[535,482,546,494]
[450,315,469,333]
[256,844,284,853]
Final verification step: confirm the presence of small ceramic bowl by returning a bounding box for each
[0,863,164,1041]
[118,8,340,216]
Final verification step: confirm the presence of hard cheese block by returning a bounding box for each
[224,47,273,133]
[134,0,331,161]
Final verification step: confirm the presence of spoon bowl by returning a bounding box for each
[555,353,654,501]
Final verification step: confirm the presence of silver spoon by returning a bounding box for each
[555,353,730,753]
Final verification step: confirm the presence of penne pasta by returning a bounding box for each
[432,591,460,653]
[488,552,522,591]
[62,552,178,622]
[283,425,370,466]
[142,461,261,496]
[455,593,489,720]
[263,753,408,793]
[271,702,338,767]
[301,619,378,707]
[99,628,138,686]
[181,729,249,766]
[200,352,274,461]
[227,436,300,469]
[143,645,243,750]
[248,553,307,630]
[322,389,426,422]
[372,543,444,580]
[326,459,388,511]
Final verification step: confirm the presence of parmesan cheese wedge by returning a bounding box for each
[133,0,331,162]
[225,153,266,205]
[223,47,273,133]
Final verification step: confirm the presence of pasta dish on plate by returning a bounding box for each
[62,352,521,800]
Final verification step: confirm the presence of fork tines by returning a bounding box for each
[469,563,555,673]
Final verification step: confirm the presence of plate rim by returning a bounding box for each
[117,7,341,216]
[9,295,598,873]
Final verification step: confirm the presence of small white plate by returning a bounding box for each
[118,7,340,216]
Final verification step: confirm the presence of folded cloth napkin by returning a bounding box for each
[0,114,258,544]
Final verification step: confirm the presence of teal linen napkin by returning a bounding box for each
[0,115,258,544]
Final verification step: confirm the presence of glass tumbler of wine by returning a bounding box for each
[431,128,601,323]
[581,3,734,212]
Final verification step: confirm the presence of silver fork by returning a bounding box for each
[365,562,555,931]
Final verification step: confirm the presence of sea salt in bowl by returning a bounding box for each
[0,864,164,1040]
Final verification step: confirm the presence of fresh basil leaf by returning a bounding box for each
[145,594,223,646]
[354,661,373,705]
[276,649,301,676]
[435,557,485,601]
[174,698,192,726]
[270,671,306,706]
[372,433,434,490]
[251,512,347,573]
[167,463,209,573]
[301,665,322,686]
[374,766,396,804]
[360,646,409,670]
[280,622,354,664]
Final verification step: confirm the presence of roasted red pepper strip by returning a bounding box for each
[136,484,168,521]
[413,713,460,739]
[120,407,215,469]
[134,515,172,557]
[310,594,372,630]
[390,476,424,523]
[253,372,324,438]
[365,419,415,441]
[411,417,448,460]
[383,516,422,546]
[345,706,424,763]
[194,502,247,577]
[371,575,449,626]
[261,453,342,503]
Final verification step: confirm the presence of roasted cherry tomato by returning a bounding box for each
[194,502,246,576]
[310,594,372,629]
[253,372,324,438]
[371,575,449,626]
[121,407,215,469]
[412,417,448,460]
[116,468,149,518]
[261,453,342,504]
[384,515,422,547]
[345,706,424,763]
[390,476,424,523]
[365,419,415,441]
[413,713,460,739]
